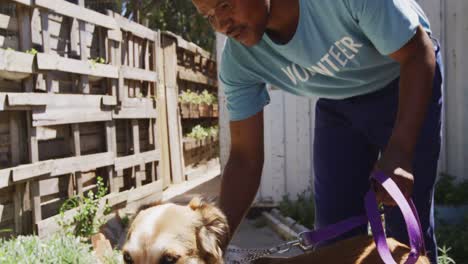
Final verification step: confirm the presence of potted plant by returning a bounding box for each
[199,90,217,117]
[434,173,468,224]
[179,90,197,118]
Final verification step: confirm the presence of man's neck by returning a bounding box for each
[265,0,300,44]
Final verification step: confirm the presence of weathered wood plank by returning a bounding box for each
[36,53,118,79]
[114,150,161,171]
[155,31,171,188]
[113,108,158,119]
[0,169,11,189]
[0,35,19,50]
[35,0,119,30]
[121,66,158,82]
[5,93,114,106]
[0,204,14,223]
[11,0,33,6]
[162,36,184,184]
[0,49,35,78]
[112,12,156,41]
[11,160,54,183]
[11,152,115,184]
[0,14,18,31]
[177,67,217,87]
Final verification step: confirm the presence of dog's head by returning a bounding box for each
[122,197,229,264]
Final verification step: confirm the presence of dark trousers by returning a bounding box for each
[313,45,443,263]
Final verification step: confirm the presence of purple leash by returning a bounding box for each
[298,171,426,263]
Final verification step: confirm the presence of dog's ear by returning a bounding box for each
[190,197,230,264]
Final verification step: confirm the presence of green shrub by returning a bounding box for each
[435,173,468,206]
[436,214,468,263]
[0,234,95,264]
[278,189,315,229]
[58,176,111,239]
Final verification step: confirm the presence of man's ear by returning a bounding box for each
[189,197,230,263]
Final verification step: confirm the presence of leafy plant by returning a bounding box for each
[438,246,456,264]
[58,176,111,239]
[200,90,217,105]
[187,125,209,140]
[187,125,219,141]
[435,173,468,206]
[179,90,199,104]
[278,189,315,229]
[89,57,107,69]
[25,48,38,55]
[0,234,96,264]
[436,213,468,263]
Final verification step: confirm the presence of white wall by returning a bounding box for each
[217,0,468,204]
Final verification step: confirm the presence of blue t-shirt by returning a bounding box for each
[219,0,431,121]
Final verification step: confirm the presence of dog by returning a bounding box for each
[99,197,429,264]
[121,197,230,264]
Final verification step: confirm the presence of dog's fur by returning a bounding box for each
[121,197,230,264]
[113,197,429,264]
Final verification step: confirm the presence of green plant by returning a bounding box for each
[208,126,219,138]
[25,48,38,55]
[0,234,96,264]
[179,90,199,104]
[187,125,209,140]
[278,189,315,229]
[200,90,216,105]
[89,57,106,69]
[436,213,468,263]
[438,246,456,264]
[435,173,468,206]
[58,176,111,239]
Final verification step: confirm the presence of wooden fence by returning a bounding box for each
[0,0,219,237]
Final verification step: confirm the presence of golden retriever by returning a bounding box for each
[121,197,229,264]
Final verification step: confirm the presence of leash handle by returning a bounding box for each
[366,171,425,264]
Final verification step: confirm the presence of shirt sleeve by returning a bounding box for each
[346,0,421,55]
[219,41,270,121]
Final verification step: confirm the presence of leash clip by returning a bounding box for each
[271,239,301,254]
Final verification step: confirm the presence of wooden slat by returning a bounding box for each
[0,204,14,223]
[114,150,160,171]
[112,108,158,119]
[0,14,18,31]
[154,31,171,188]
[177,67,217,87]
[35,0,119,30]
[5,93,115,106]
[0,36,19,50]
[0,169,11,189]
[11,160,54,183]
[121,66,158,82]
[162,36,184,184]
[36,53,119,79]
[11,152,115,183]
[0,48,35,74]
[11,0,33,6]
[113,12,156,41]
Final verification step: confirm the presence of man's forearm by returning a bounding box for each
[219,156,263,239]
[387,36,436,159]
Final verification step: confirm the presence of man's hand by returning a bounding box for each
[372,146,414,206]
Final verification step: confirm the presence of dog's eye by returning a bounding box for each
[123,251,133,264]
[160,254,180,264]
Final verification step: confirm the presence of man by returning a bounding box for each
[191,0,443,262]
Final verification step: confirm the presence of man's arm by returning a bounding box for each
[220,111,265,239]
[375,25,436,205]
